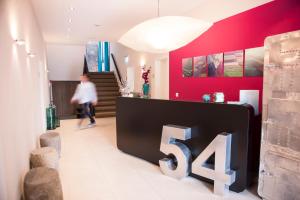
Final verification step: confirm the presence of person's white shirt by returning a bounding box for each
[71,81,97,104]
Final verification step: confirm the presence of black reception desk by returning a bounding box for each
[116,97,261,192]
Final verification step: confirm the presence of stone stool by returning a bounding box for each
[24,167,63,200]
[30,147,59,170]
[40,132,61,157]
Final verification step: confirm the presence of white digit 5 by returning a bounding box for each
[159,125,192,179]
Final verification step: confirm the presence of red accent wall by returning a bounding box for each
[169,0,300,113]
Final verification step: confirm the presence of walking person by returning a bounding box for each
[71,74,97,128]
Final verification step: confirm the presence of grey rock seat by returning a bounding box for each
[30,147,59,169]
[40,132,61,157]
[24,167,63,200]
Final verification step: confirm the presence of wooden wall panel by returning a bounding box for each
[52,81,79,119]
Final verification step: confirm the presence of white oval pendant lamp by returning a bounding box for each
[119,0,212,53]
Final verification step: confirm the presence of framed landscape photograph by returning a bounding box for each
[245,47,264,77]
[86,42,99,72]
[182,58,193,77]
[224,50,244,77]
[193,56,207,77]
[207,53,224,77]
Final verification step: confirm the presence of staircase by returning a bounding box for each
[88,72,120,118]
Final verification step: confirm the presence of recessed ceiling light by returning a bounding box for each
[70,7,74,11]
[68,18,72,23]
[14,39,25,46]
[87,38,97,43]
[27,52,36,58]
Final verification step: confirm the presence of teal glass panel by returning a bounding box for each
[98,41,102,72]
[104,42,110,71]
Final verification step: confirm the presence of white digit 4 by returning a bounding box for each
[191,133,236,195]
[159,125,192,179]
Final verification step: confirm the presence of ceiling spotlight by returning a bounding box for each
[15,39,25,46]
[68,18,72,23]
[70,7,74,11]
[27,52,36,58]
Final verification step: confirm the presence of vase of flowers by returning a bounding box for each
[142,66,151,98]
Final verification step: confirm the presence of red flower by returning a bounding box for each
[142,67,151,84]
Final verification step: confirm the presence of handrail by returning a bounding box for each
[111,53,125,87]
[84,53,125,88]
[83,55,89,75]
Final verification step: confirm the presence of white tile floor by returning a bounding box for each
[57,118,260,200]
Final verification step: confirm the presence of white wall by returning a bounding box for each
[0,0,49,199]
[110,42,169,98]
[153,58,169,99]
[47,43,86,81]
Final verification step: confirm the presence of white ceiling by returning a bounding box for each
[30,0,273,45]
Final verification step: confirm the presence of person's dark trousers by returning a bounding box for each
[81,102,95,124]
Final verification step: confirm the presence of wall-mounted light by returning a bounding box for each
[27,52,36,58]
[140,60,146,68]
[15,39,25,46]
[124,56,129,64]
[140,58,145,67]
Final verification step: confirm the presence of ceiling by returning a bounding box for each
[30,0,273,45]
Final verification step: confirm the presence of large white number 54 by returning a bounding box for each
[159,125,236,196]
